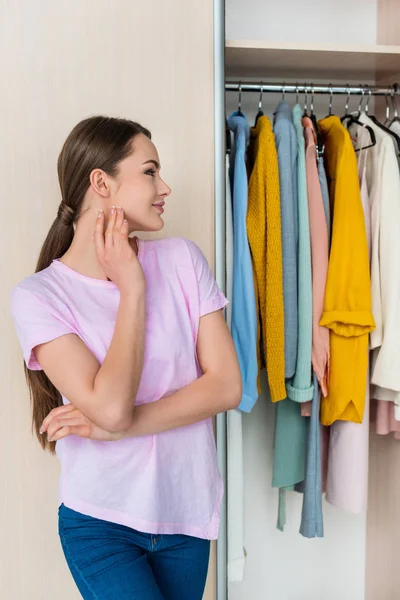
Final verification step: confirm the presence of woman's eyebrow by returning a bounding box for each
[142,159,160,169]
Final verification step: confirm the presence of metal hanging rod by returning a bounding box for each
[225,82,400,96]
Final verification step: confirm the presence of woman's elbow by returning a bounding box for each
[99,406,135,433]
[224,376,242,410]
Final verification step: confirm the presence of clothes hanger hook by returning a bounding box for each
[258,82,263,111]
[357,86,365,113]
[385,90,391,124]
[310,84,314,116]
[304,84,308,113]
[238,81,242,113]
[345,84,350,116]
[295,83,299,105]
[328,83,333,116]
[391,84,399,119]
[282,82,286,102]
[365,85,372,114]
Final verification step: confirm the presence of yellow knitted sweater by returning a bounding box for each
[247,116,286,402]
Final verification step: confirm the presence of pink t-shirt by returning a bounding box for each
[10,236,229,540]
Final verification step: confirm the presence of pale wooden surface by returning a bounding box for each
[377,0,400,46]
[226,40,400,80]
[365,5,400,596]
[0,1,216,598]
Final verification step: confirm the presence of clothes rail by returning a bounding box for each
[225,82,400,96]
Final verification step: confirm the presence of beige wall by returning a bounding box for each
[0,1,216,598]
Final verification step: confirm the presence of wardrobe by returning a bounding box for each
[218,1,400,600]
[2,1,400,599]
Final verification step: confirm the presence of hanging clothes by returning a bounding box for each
[272,104,313,531]
[325,125,371,514]
[373,399,400,439]
[318,116,375,426]
[228,111,260,412]
[273,101,298,381]
[299,372,324,538]
[302,116,329,397]
[246,115,286,403]
[285,104,313,404]
[225,151,246,582]
[348,114,400,419]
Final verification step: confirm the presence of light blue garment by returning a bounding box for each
[286,104,313,403]
[228,111,259,412]
[298,372,324,538]
[297,156,330,539]
[273,104,313,530]
[273,102,298,379]
[318,156,331,240]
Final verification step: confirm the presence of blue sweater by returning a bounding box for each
[228,111,259,412]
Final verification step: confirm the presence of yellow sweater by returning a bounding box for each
[247,116,286,402]
[318,116,375,425]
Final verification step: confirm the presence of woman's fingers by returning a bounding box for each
[93,208,105,258]
[40,404,76,433]
[49,425,82,442]
[47,415,87,441]
[105,205,117,249]
[115,206,124,231]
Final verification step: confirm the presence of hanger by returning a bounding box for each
[365,84,400,154]
[383,92,391,126]
[237,82,242,115]
[389,84,400,126]
[303,83,309,116]
[327,83,333,117]
[254,82,264,125]
[225,118,231,154]
[341,84,376,151]
[307,83,324,157]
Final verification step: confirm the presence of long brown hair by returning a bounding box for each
[25,116,151,453]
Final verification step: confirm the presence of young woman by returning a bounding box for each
[10,116,241,600]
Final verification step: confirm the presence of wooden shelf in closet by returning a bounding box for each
[226,41,400,81]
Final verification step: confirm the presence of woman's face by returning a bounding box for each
[108,133,171,232]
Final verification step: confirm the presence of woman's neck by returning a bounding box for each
[59,207,138,282]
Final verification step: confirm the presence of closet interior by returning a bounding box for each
[221,2,400,599]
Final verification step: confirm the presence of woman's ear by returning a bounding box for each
[90,169,112,198]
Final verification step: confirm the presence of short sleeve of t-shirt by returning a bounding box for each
[184,239,229,317]
[10,285,75,371]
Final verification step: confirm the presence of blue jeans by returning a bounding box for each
[58,504,211,600]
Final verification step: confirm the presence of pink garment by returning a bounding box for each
[302,117,330,416]
[373,399,400,440]
[10,237,228,540]
[325,138,371,514]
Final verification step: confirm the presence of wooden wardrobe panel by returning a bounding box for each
[0,1,215,599]
[366,430,400,600]
[377,0,400,45]
[366,4,400,596]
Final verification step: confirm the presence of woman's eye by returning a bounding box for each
[145,169,156,177]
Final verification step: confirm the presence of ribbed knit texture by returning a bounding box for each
[247,116,286,403]
[273,101,298,380]
[286,104,313,403]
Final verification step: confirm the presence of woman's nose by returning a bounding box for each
[159,178,171,197]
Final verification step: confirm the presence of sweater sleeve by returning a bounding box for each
[319,150,375,337]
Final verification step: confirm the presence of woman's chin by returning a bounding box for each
[139,216,165,232]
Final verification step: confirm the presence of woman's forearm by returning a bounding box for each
[121,372,241,438]
[93,289,146,431]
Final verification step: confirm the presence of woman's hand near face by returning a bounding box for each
[94,206,145,295]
